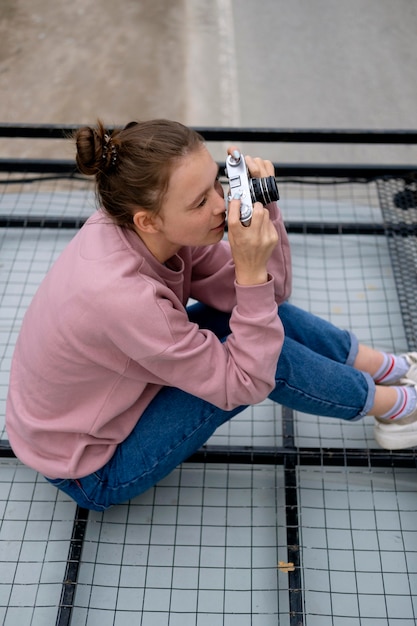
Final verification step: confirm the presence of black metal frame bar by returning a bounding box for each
[1,158,417,179]
[1,123,417,142]
[1,125,417,626]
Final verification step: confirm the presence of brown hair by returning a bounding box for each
[74,119,205,227]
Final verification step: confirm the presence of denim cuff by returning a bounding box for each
[345,331,376,421]
[350,371,375,421]
[345,330,359,367]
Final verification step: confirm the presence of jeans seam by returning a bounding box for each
[116,408,217,490]
[274,378,366,420]
[77,407,220,510]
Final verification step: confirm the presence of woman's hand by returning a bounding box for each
[226,147,278,286]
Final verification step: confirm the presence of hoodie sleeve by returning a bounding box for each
[190,202,292,310]
[105,274,283,410]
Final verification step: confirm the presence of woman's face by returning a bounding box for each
[155,145,227,250]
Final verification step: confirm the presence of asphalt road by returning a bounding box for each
[0,0,416,163]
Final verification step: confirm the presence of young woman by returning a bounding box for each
[6,119,417,511]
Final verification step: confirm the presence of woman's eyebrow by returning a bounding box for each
[187,169,219,208]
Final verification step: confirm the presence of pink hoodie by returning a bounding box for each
[6,202,291,479]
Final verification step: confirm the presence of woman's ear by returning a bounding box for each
[132,210,161,234]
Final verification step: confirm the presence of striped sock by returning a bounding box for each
[379,386,417,421]
[373,353,409,384]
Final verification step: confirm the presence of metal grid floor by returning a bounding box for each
[1,171,417,625]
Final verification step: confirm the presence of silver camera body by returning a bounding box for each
[225,150,279,227]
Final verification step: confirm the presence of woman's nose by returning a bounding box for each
[213,187,226,213]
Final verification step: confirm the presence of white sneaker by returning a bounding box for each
[374,406,417,449]
[373,353,417,449]
[394,352,417,385]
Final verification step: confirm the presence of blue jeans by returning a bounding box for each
[46,302,374,510]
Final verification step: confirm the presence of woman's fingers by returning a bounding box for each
[245,154,275,178]
[226,147,274,178]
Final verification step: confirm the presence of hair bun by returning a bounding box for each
[75,120,114,176]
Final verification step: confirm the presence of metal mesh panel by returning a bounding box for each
[1,169,417,625]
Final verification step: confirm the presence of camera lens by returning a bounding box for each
[250,176,279,205]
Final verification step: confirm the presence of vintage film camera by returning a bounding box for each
[225,150,279,226]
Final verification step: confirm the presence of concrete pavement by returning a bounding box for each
[0,0,416,163]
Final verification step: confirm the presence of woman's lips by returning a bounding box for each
[212,217,226,231]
